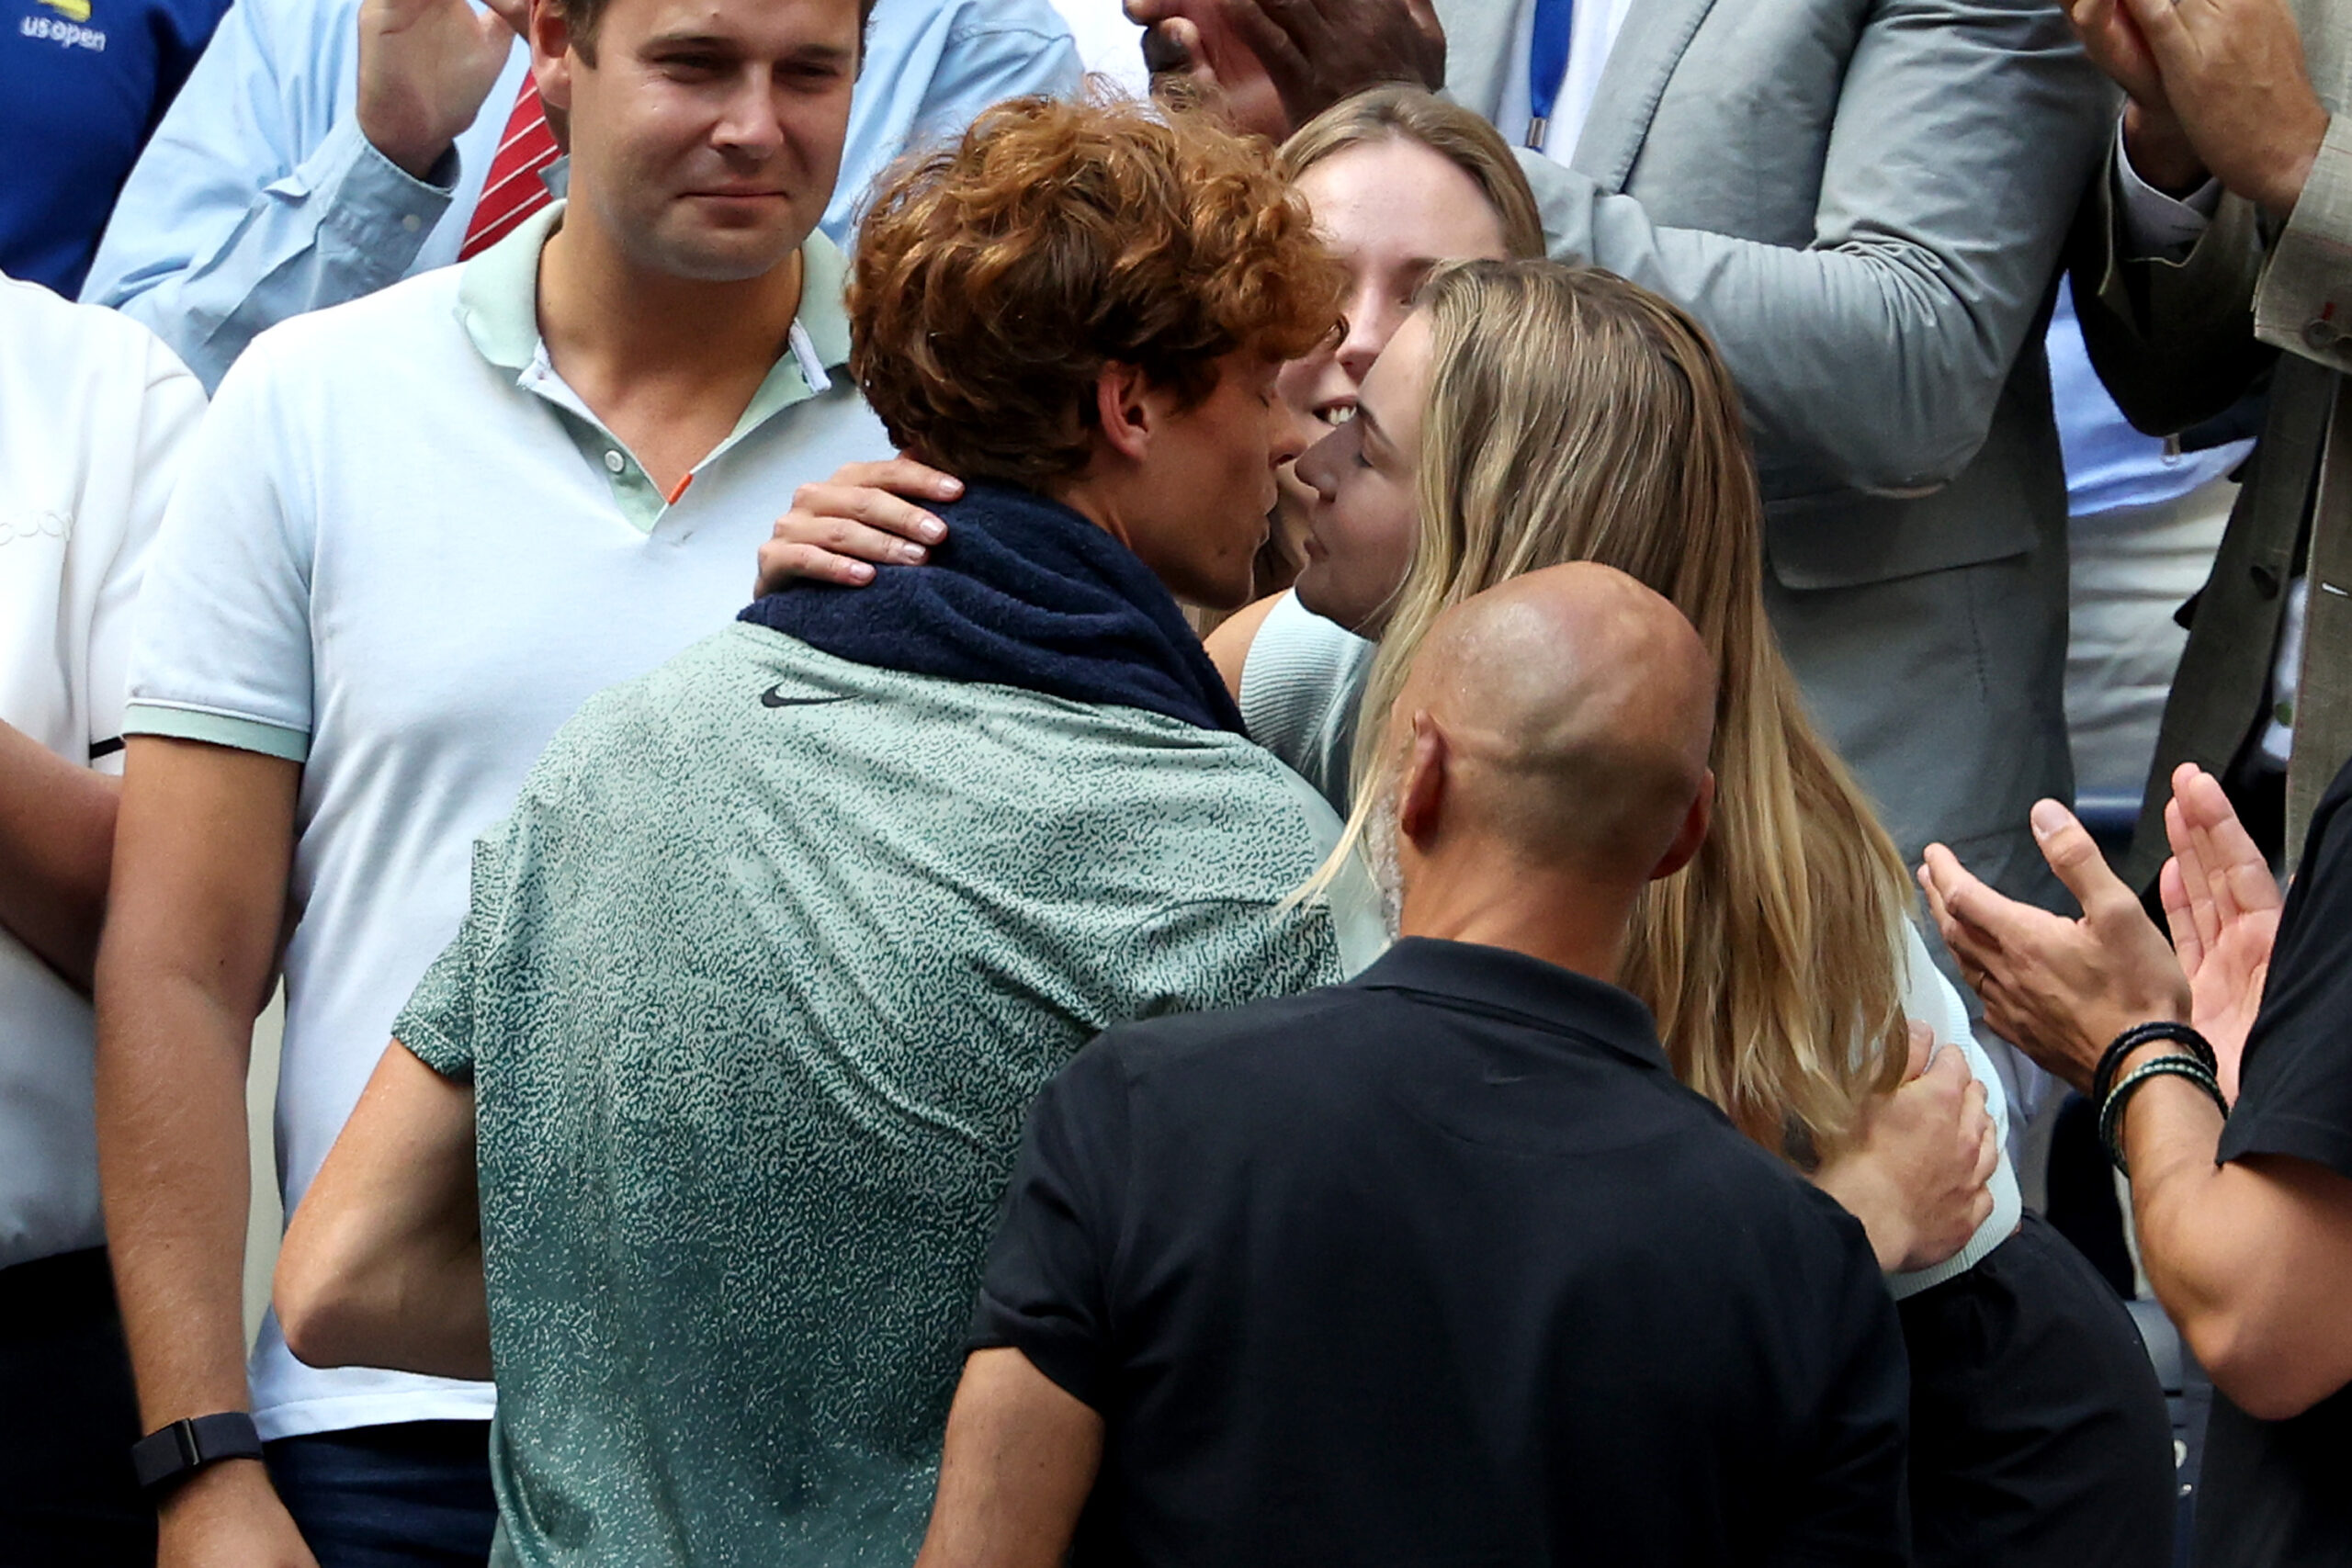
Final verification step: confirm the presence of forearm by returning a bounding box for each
[277,1222,490,1384]
[88,113,451,392]
[1515,5,2106,496]
[0,720,119,989]
[1525,169,2010,493]
[94,738,299,1427]
[93,963,267,1427]
[2124,1076,2352,1417]
[277,1042,490,1382]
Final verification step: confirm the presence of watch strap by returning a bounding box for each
[130,1412,265,1494]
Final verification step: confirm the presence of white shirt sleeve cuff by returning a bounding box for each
[2114,116,2222,260]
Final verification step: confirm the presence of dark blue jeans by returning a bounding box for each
[265,1421,497,1568]
[0,1248,153,1567]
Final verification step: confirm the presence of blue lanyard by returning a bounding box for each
[1527,0,1576,149]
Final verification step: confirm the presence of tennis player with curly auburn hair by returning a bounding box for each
[846,92,1341,606]
[275,88,1380,1565]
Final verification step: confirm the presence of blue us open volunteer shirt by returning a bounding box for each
[1,0,224,295]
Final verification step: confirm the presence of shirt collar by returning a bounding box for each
[453,200,856,391]
[1350,937,1670,1073]
[451,202,859,532]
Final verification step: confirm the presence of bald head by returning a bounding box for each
[1383,563,1717,890]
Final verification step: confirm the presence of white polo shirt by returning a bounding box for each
[122,208,892,1438]
[0,276,203,1276]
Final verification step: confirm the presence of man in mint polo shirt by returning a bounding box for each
[91,0,892,1562]
[270,96,1382,1563]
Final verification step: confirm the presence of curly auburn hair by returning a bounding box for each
[848,94,1345,489]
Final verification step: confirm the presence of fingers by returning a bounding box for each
[1922,1039,1973,1095]
[1917,844,2028,971]
[2169,790,2225,953]
[2028,798,2139,929]
[2178,764,2282,917]
[479,0,527,36]
[1904,1020,1932,1082]
[1221,0,1313,84]
[1970,1111,2001,1188]
[2159,852,2204,971]
[1141,17,1207,79]
[784,480,948,550]
[1964,1184,1996,1236]
[755,538,876,592]
[2117,0,2195,65]
[831,457,963,506]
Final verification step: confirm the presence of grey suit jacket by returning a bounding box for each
[2069,0,2351,879]
[1434,0,2109,898]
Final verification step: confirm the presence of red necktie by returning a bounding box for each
[458,79,561,260]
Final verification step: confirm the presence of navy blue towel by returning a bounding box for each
[740,480,1247,736]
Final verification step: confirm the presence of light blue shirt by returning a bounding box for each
[80,0,1079,391]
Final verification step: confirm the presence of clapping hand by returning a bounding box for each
[2156,763,2280,1100]
[357,0,533,180]
[1126,0,1446,141]
[1919,802,2191,1093]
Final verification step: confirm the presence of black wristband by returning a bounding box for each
[130,1412,264,1495]
[2093,1021,2215,1109]
[2099,1055,2229,1177]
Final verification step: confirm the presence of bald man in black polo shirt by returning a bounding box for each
[917,562,1911,1568]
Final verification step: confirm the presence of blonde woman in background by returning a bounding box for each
[1252,85,1543,597]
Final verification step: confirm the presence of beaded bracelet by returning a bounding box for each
[2099,1054,2229,1177]
[2093,1021,2216,1110]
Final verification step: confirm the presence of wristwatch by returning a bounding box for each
[130,1413,265,1495]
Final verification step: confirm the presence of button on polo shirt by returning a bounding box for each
[119,206,892,1441]
[973,938,1912,1566]
[449,203,848,536]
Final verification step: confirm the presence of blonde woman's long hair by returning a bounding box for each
[1335,260,1911,1161]
[1280,85,1547,263]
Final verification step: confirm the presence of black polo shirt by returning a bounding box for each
[969,938,1909,1566]
[2198,757,2352,1568]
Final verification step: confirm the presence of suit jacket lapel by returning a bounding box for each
[1572,0,1721,189]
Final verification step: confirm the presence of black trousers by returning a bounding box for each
[1901,1213,2177,1568]
[0,1247,154,1566]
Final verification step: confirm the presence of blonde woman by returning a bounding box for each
[1217,260,2173,1568]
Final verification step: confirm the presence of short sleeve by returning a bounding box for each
[967,1042,1134,1412]
[122,333,319,761]
[1237,592,1375,814]
[391,812,532,1081]
[2218,767,2352,1183]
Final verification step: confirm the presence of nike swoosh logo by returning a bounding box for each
[760,686,853,709]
